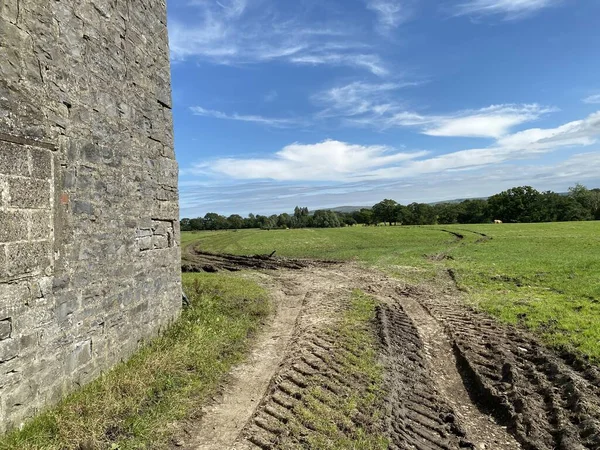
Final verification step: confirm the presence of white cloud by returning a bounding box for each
[192,111,600,182]
[422,104,555,138]
[453,0,561,19]
[365,0,413,31]
[315,82,553,137]
[583,94,600,104]
[190,140,428,181]
[289,53,388,76]
[179,152,600,217]
[314,81,410,118]
[169,2,387,75]
[190,106,302,128]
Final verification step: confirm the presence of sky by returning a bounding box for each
[167,0,600,218]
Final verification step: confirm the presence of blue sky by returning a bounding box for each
[167,0,600,218]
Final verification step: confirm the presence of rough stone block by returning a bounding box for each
[30,148,52,179]
[8,178,51,209]
[29,210,53,240]
[151,234,169,250]
[6,241,52,278]
[0,318,11,340]
[72,200,94,216]
[0,336,19,363]
[0,210,28,243]
[67,340,92,373]
[55,293,80,322]
[138,236,152,251]
[0,141,29,176]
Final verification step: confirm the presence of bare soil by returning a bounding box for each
[178,259,600,450]
[182,245,338,273]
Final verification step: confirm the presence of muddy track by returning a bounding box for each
[181,262,600,450]
[418,292,600,450]
[239,328,382,449]
[377,303,473,449]
[182,248,338,273]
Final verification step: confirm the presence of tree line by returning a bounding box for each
[180,184,600,231]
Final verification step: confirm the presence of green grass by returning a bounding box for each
[0,273,270,450]
[443,222,600,360]
[285,290,388,449]
[183,221,600,362]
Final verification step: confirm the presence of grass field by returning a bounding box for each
[0,273,270,450]
[183,221,600,362]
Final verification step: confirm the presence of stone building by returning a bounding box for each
[0,0,181,431]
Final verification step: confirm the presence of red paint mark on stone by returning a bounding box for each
[60,193,69,204]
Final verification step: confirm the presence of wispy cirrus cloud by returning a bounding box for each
[583,94,600,104]
[365,0,414,32]
[453,0,562,19]
[169,0,388,75]
[314,82,554,137]
[190,106,303,128]
[190,111,600,183]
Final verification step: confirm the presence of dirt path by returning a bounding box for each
[182,263,600,450]
[184,274,309,449]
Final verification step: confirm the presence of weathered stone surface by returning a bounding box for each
[30,148,52,180]
[0,142,29,176]
[29,210,53,240]
[0,0,181,432]
[0,210,28,243]
[8,178,51,209]
[6,241,52,278]
[0,318,11,340]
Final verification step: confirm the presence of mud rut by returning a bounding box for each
[179,257,600,450]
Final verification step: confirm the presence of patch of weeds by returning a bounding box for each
[0,273,270,450]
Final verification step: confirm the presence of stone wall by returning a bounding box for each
[0,0,181,432]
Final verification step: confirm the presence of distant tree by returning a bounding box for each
[394,204,409,224]
[189,217,204,231]
[434,203,461,224]
[227,214,244,229]
[372,199,399,225]
[404,203,436,225]
[457,199,490,224]
[487,186,543,223]
[353,208,375,225]
[180,218,192,231]
[204,212,227,230]
[312,210,341,228]
[569,183,600,219]
[180,183,600,233]
[533,191,589,222]
[277,213,291,228]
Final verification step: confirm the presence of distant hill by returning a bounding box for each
[429,197,488,205]
[325,192,575,211]
[327,206,370,213]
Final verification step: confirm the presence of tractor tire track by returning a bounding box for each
[180,260,600,450]
[417,292,600,450]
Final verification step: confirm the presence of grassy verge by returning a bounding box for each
[286,290,388,449]
[0,273,270,450]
